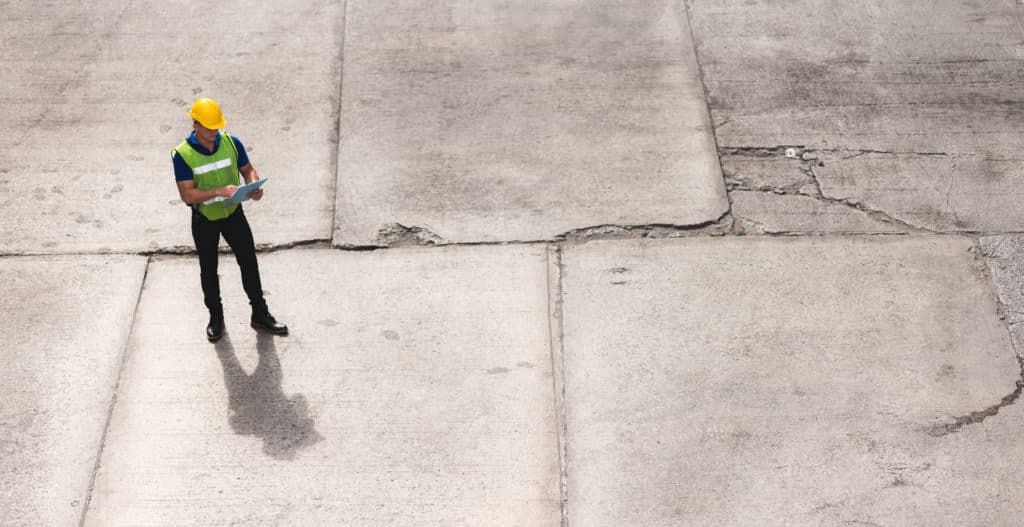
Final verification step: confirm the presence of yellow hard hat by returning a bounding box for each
[188,97,227,130]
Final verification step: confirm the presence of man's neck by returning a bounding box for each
[195,132,216,152]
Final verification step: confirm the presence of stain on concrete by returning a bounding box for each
[382,330,399,341]
[936,363,957,381]
[487,367,511,374]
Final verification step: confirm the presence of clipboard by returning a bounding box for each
[224,178,268,205]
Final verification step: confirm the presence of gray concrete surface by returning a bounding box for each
[687,0,1024,232]
[560,237,1023,526]
[335,0,726,246]
[0,0,341,254]
[0,255,147,526]
[4,1,1024,525]
[84,247,560,526]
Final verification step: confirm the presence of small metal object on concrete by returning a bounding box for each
[83,247,560,525]
[560,237,1023,525]
[335,0,727,246]
[0,255,147,526]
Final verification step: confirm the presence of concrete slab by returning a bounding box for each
[560,237,1023,525]
[0,255,147,526]
[83,247,560,525]
[687,0,1024,232]
[335,0,727,246]
[0,0,342,254]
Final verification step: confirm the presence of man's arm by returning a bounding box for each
[176,179,238,205]
[239,162,264,201]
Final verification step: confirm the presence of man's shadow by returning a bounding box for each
[214,332,323,460]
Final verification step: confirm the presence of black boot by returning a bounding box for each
[251,309,288,335]
[206,310,225,342]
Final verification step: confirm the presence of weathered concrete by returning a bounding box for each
[722,154,819,196]
[335,0,727,246]
[560,237,1023,525]
[981,235,1024,355]
[0,0,341,254]
[813,153,1024,233]
[686,0,1024,232]
[0,255,147,526]
[731,191,903,234]
[721,151,905,234]
[83,247,560,525]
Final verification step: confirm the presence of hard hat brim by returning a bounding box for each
[191,114,227,130]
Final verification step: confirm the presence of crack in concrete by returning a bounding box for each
[328,0,348,246]
[546,245,569,527]
[925,238,1024,437]
[721,147,945,235]
[728,203,770,234]
[926,238,1024,437]
[333,216,735,251]
[375,223,446,247]
[79,254,150,527]
[721,146,950,158]
[557,216,732,241]
[680,0,735,243]
[926,373,1024,437]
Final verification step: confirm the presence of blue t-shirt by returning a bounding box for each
[172,131,250,182]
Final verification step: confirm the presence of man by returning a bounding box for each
[173,97,288,341]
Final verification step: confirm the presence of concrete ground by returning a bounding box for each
[2,1,1023,525]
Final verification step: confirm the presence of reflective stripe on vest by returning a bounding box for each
[173,132,240,221]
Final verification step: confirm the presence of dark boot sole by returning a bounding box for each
[251,322,288,335]
[207,333,223,342]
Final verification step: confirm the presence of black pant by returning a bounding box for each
[191,206,267,316]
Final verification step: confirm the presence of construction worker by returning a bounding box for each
[172,97,288,341]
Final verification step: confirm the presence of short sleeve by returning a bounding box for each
[172,151,194,182]
[231,136,250,167]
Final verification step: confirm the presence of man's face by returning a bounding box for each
[192,121,219,142]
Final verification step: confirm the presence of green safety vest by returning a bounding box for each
[173,132,241,221]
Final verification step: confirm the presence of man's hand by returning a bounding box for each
[250,188,264,201]
[220,185,238,198]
